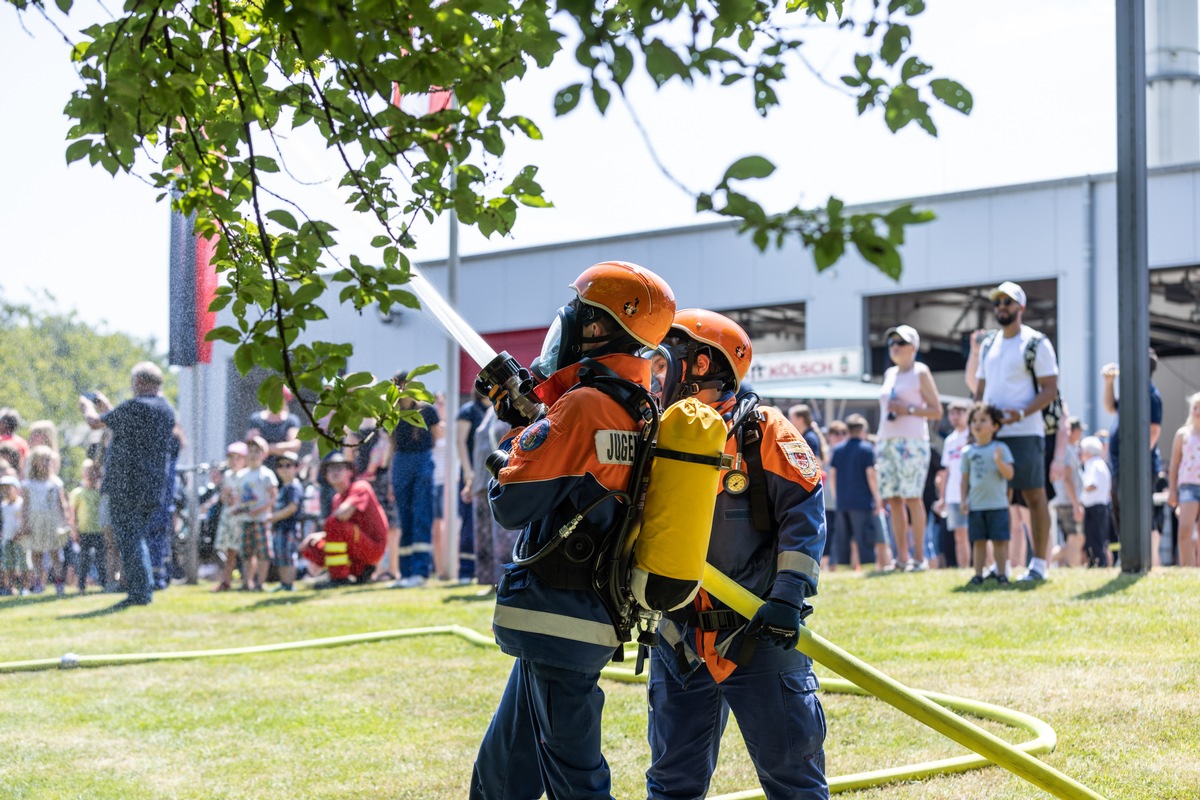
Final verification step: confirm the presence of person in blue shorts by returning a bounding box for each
[269,451,303,591]
[962,403,1015,587]
[828,414,885,569]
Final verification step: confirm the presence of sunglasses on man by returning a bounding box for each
[992,297,1016,308]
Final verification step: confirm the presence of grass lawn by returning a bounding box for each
[1,566,1197,799]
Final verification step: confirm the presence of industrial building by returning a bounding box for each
[182,162,1200,463]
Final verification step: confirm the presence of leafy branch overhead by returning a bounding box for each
[12,0,969,446]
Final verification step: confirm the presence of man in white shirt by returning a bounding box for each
[974,281,1060,582]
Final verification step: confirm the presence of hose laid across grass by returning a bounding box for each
[1,613,1075,798]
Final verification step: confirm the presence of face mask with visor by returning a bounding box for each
[530,298,631,381]
[640,335,731,408]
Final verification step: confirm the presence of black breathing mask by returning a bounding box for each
[530,304,579,381]
[652,336,729,407]
[530,299,628,381]
[641,343,682,408]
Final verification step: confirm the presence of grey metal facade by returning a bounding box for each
[182,164,1200,467]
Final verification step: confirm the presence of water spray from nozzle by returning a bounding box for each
[289,144,498,369]
[405,270,497,367]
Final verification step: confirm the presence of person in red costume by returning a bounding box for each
[300,453,388,588]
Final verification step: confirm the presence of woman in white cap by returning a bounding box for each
[877,324,944,571]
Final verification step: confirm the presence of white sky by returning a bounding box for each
[0,1,1116,348]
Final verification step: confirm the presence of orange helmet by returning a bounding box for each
[670,309,753,390]
[571,261,676,349]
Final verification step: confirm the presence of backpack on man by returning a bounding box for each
[980,330,1064,435]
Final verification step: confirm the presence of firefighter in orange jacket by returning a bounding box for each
[470,262,676,800]
[300,453,388,588]
[647,310,828,800]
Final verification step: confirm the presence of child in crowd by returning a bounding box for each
[1167,391,1200,567]
[19,445,72,595]
[212,442,248,592]
[27,420,58,454]
[937,399,972,571]
[269,451,303,591]
[237,436,278,592]
[962,404,1015,587]
[1079,436,1113,568]
[1,475,29,595]
[0,443,21,477]
[69,459,106,593]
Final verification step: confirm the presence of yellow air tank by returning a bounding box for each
[631,397,726,611]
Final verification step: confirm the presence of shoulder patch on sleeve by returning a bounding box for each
[777,439,820,483]
[516,419,551,453]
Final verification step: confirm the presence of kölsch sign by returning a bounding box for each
[747,348,863,384]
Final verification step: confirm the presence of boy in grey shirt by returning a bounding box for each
[961,403,1015,586]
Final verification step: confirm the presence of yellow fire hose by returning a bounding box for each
[0,568,1105,799]
[699,564,1105,800]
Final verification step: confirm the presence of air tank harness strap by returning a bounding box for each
[575,358,655,425]
[567,357,662,652]
[652,448,725,468]
[734,410,774,534]
[664,606,747,631]
[515,497,618,592]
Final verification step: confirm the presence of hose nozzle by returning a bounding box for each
[476,351,545,425]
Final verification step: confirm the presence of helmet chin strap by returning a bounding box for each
[679,378,726,398]
[676,341,730,399]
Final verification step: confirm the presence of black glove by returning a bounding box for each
[478,361,540,428]
[744,599,808,650]
[492,391,530,427]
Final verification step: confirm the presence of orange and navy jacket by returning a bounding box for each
[488,353,650,673]
[658,396,826,682]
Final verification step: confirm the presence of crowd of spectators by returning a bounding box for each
[3,284,1198,600]
[0,364,514,600]
[187,374,510,595]
[1,363,181,604]
[804,280,1199,584]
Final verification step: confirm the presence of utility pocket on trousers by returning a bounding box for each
[781,670,826,758]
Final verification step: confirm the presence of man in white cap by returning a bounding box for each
[973,281,1060,582]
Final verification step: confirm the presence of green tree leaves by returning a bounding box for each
[838,2,972,134]
[931,78,974,114]
[16,0,969,448]
[0,293,169,483]
[723,156,777,182]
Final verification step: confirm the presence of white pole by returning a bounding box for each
[444,172,461,581]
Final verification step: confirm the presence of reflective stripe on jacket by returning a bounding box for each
[489,354,651,673]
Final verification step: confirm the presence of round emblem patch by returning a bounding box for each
[518,419,551,452]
